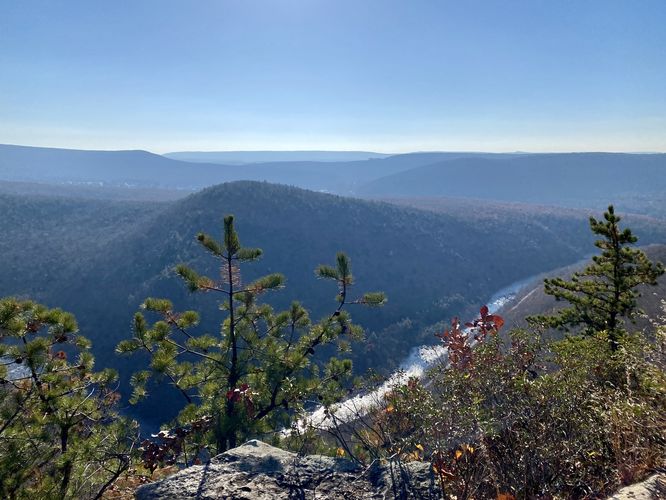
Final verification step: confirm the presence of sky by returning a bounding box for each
[1,0,665,153]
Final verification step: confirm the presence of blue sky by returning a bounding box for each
[1,0,665,153]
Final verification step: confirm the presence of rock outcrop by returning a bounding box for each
[607,473,666,500]
[135,440,440,499]
[135,439,666,499]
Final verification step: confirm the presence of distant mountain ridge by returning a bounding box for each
[163,150,522,165]
[358,153,666,204]
[0,143,237,188]
[2,144,665,217]
[164,150,390,164]
[0,144,515,194]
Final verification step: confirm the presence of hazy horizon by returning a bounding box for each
[2,142,665,157]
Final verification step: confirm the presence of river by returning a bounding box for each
[287,274,539,434]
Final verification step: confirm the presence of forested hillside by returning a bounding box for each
[1,181,665,427]
[359,153,666,217]
[0,193,165,300]
[495,244,666,337]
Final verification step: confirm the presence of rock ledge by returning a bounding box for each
[136,440,439,499]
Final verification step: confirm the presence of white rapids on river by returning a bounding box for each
[285,277,533,435]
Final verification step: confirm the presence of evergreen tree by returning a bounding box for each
[118,215,385,455]
[528,205,664,348]
[0,298,137,499]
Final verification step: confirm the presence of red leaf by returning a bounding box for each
[480,305,489,317]
[494,315,505,330]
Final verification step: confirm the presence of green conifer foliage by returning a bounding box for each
[118,215,385,455]
[529,205,664,348]
[0,298,137,499]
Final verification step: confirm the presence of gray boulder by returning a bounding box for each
[135,439,440,499]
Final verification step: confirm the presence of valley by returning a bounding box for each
[1,146,664,428]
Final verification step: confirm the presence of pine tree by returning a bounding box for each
[528,205,664,349]
[118,215,385,455]
[0,298,137,499]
